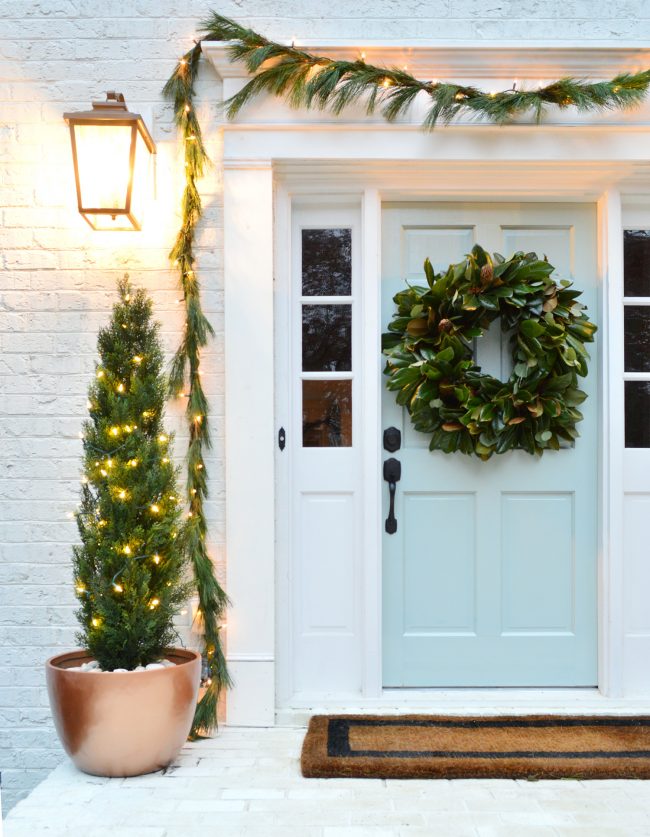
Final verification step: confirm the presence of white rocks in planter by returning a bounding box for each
[113,668,128,673]
[159,659,176,668]
[145,663,165,671]
[134,665,146,672]
[81,661,100,671]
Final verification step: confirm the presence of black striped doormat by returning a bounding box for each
[301,715,650,780]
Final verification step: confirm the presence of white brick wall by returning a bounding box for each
[1,0,649,815]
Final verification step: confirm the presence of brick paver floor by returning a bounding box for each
[4,726,650,836]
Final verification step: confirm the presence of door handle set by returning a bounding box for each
[383,457,401,534]
[383,427,402,534]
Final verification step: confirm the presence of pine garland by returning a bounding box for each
[163,42,231,738]
[162,10,650,733]
[199,12,650,127]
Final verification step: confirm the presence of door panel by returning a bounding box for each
[382,202,598,687]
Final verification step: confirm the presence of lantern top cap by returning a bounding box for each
[63,91,156,154]
[91,91,128,111]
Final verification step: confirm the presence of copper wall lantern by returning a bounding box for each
[64,91,156,231]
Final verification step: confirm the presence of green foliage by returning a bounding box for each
[382,246,597,460]
[197,12,650,128]
[162,37,231,736]
[73,277,192,670]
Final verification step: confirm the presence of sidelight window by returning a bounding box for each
[624,230,650,447]
[300,228,353,447]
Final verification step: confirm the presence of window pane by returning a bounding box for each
[302,228,352,296]
[625,381,650,447]
[624,230,650,297]
[624,306,650,372]
[303,380,352,447]
[302,305,352,372]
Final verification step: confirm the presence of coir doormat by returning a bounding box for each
[301,715,650,780]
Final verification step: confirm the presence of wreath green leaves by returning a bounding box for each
[382,245,597,459]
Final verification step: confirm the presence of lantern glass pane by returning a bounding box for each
[129,128,153,229]
[74,123,132,212]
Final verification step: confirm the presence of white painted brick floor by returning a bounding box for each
[4,726,650,836]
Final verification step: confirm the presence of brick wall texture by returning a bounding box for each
[1,0,649,815]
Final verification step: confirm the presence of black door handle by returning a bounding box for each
[383,457,401,534]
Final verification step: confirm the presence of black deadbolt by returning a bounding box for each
[383,426,401,453]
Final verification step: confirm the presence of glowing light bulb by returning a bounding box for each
[162,457,170,464]
[180,58,187,66]
[123,545,131,555]
[113,583,123,593]
[76,584,85,594]
[128,459,138,468]
[124,424,132,433]
[149,598,160,609]
[196,463,203,470]
[116,383,124,393]
[96,370,104,379]
[150,504,160,514]
[100,469,107,477]
[110,427,119,437]
[153,554,161,565]
[91,617,100,627]
[184,104,190,113]
[382,77,391,88]
[191,489,197,495]
[107,459,113,468]
[118,490,127,500]
[194,414,202,423]
[98,519,107,527]
[158,434,168,443]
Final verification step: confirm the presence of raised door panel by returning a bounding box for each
[500,493,575,635]
[402,493,476,635]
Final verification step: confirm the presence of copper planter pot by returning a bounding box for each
[46,648,201,777]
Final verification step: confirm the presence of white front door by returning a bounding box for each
[381,202,599,687]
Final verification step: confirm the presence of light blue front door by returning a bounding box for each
[382,203,598,687]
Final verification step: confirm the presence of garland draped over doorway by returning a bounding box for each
[162,11,650,734]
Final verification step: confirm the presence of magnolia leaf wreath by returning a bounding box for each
[161,11,641,727]
[382,245,597,459]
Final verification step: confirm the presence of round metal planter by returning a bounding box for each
[46,648,201,777]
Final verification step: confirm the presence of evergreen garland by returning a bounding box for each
[161,10,649,730]
[163,42,231,738]
[199,12,650,127]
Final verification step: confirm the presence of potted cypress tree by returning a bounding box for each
[46,276,201,777]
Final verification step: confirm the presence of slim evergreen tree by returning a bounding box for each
[73,276,191,671]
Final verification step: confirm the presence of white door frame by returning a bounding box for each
[205,42,650,724]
